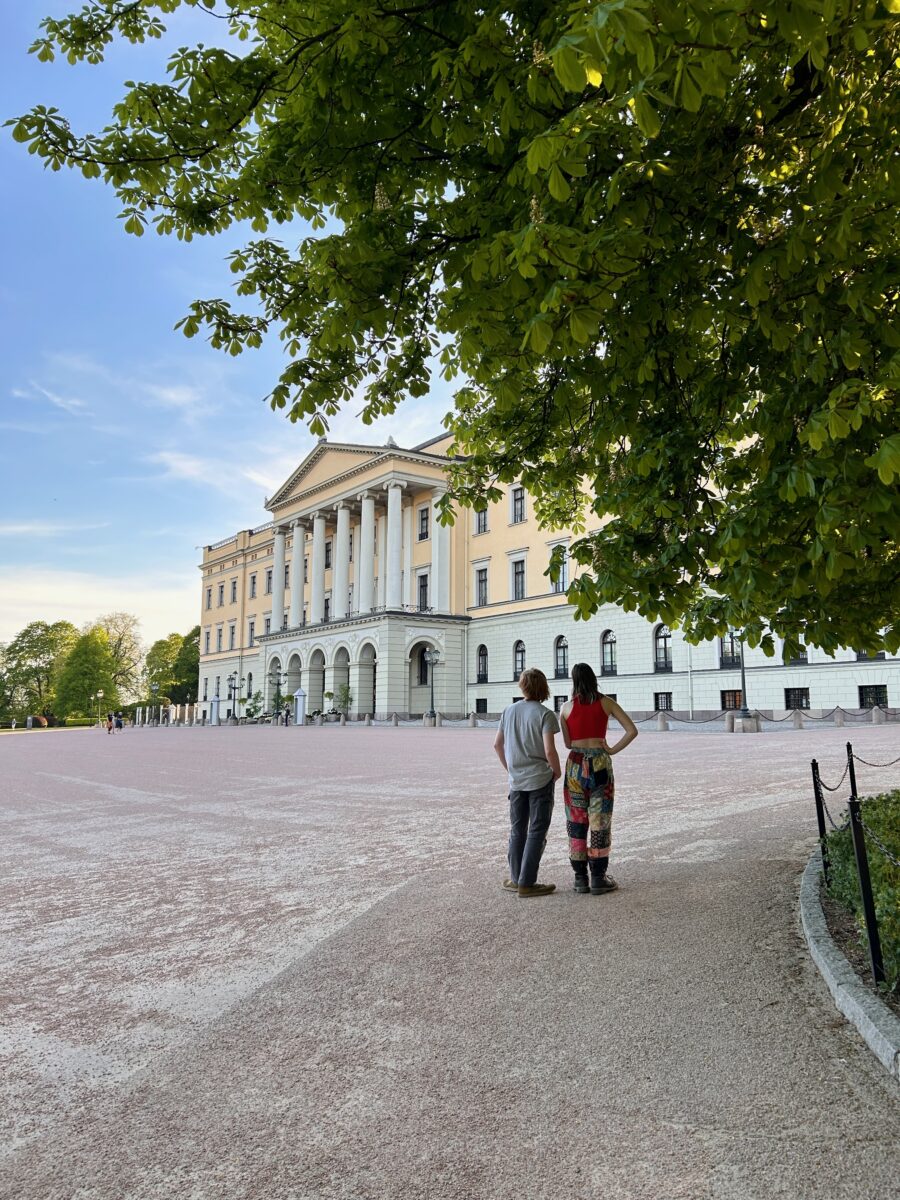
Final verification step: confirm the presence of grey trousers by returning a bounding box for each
[508,780,554,887]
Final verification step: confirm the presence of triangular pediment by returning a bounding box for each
[267,439,452,512]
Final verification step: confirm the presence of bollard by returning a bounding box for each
[316,714,324,726]
[725,711,735,733]
[872,706,885,725]
[339,714,346,726]
[834,708,845,727]
[656,712,669,731]
[792,710,803,730]
[392,713,399,727]
[469,713,477,727]
[422,713,430,727]
[364,714,372,727]
[435,712,443,727]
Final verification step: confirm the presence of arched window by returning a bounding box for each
[554,635,569,679]
[476,644,488,682]
[513,639,526,679]
[418,646,429,686]
[654,625,672,672]
[719,630,741,668]
[246,672,253,699]
[601,630,617,676]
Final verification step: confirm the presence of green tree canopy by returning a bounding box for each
[0,620,78,717]
[144,632,184,702]
[55,628,119,718]
[11,1,900,654]
[170,625,200,704]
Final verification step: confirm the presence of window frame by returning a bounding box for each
[510,485,525,524]
[654,692,673,711]
[513,639,526,679]
[476,644,488,684]
[784,687,810,710]
[654,624,673,672]
[601,630,617,676]
[554,635,569,679]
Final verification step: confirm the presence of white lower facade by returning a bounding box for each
[199,602,898,721]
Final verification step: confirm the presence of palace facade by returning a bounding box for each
[197,435,897,720]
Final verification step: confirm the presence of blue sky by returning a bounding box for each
[0,4,453,646]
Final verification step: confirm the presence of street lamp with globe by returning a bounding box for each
[150,681,159,725]
[268,668,287,724]
[96,689,104,728]
[423,647,440,719]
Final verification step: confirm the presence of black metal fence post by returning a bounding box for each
[846,740,857,799]
[810,759,830,885]
[847,796,886,985]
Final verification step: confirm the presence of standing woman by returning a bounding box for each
[560,662,638,894]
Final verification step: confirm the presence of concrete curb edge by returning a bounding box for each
[799,848,900,1082]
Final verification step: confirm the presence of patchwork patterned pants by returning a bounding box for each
[564,749,615,866]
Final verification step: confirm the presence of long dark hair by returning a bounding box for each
[571,662,600,705]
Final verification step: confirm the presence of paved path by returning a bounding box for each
[1,725,898,1198]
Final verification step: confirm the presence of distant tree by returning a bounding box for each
[0,620,78,717]
[90,612,143,699]
[170,625,200,703]
[55,628,118,718]
[144,633,184,703]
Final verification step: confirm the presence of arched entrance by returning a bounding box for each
[307,649,326,714]
[356,641,377,717]
[286,652,302,699]
[408,639,438,717]
[331,646,350,710]
[266,656,284,712]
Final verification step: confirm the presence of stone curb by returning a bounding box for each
[799,847,900,1082]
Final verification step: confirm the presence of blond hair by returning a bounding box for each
[518,667,550,703]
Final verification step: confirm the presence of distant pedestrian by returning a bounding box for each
[115,712,124,732]
[106,712,114,735]
[10,719,16,730]
[494,667,561,898]
[559,663,638,895]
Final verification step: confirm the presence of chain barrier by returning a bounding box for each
[665,710,728,724]
[821,795,850,832]
[853,752,900,769]
[858,818,900,871]
[818,760,851,793]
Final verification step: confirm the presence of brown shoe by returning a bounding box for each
[502,879,518,892]
[517,883,556,898]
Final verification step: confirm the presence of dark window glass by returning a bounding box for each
[514,640,526,678]
[217,583,224,606]
[418,648,429,686]
[601,631,617,676]
[476,568,488,606]
[248,621,255,646]
[418,574,429,610]
[324,598,330,622]
[654,625,672,671]
[859,685,887,708]
[418,507,430,540]
[784,687,810,710]
[325,541,332,569]
[265,569,273,594]
[513,559,525,601]
[230,580,237,603]
[476,645,488,683]
[856,649,886,661]
[511,486,525,523]
[720,690,743,710]
[789,647,808,665]
[654,692,673,711]
[249,575,257,599]
[475,509,488,534]
[475,698,488,714]
[555,636,568,678]
[206,587,212,610]
[720,631,741,668]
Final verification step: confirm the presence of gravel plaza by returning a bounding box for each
[2,722,899,1199]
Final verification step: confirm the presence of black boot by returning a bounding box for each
[589,860,618,894]
[571,860,589,893]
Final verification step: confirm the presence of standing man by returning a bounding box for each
[493,667,561,898]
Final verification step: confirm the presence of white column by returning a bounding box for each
[349,519,358,613]
[431,489,451,613]
[333,502,351,620]
[376,511,387,607]
[271,525,287,631]
[310,511,326,624]
[357,491,375,612]
[385,482,404,610]
[288,520,305,628]
[402,502,413,607]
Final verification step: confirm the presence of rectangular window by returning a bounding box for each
[348,586,354,612]
[550,550,569,593]
[217,583,224,607]
[475,698,488,715]
[554,695,568,713]
[859,685,888,708]
[249,574,257,599]
[248,620,255,646]
[230,579,237,604]
[476,567,488,607]
[204,630,210,654]
[302,607,307,626]
[284,564,290,588]
[348,532,353,563]
[216,628,223,652]
[215,676,220,698]
[856,650,886,661]
[325,540,332,569]
[511,485,525,524]
[282,613,288,630]
[418,506,430,540]
[789,648,808,665]
[228,625,236,650]
[324,597,331,622]
[512,559,525,601]
[205,586,212,610]
[654,692,673,711]
[784,687,810,710]
[202,677,208,701]
[303,557,308,584]
[265,568,273,594]
[418,573,429,611]
[475,509,488,535]
[264,617,271,635]
[720,690,743,710]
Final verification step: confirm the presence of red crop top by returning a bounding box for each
[565,697,609,741]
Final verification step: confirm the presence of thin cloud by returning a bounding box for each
[0,520,110,537]
[30,382,92,417]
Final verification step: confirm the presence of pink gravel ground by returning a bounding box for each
[1,722,899,1199]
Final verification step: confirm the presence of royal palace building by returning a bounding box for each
[197,435,898,721]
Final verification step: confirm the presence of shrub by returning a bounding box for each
[64,717,96,727]
[826,789,900,991]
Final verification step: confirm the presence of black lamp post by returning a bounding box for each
[227,672,245,721]
[150,681,159,725]
[423,647,440,719]
[738,636,752,719]
[269,668,286,722]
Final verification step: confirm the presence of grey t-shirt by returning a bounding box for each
[499,700,560,791]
